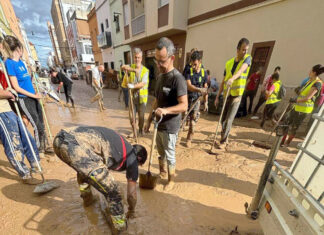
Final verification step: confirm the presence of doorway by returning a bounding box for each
[249,41,275,82]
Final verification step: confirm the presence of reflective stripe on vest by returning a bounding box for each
[266,80,281,104]
[190,67,205,84]
[130,64,149,104]
[224,54,251,96]
[295,78,321,113]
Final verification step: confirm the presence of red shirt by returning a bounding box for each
[246,73,261,91]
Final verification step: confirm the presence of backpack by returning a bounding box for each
[277,84,286,99]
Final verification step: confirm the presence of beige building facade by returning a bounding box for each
[87,6,103,65]
[185,0,324,87]
[123,0,188,91]
[51,0,72,67]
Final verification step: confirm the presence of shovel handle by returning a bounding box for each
[210,87,230,152]
[148,114,162,171]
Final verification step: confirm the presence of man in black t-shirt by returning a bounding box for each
[50,68,74,107]
[53,126,147,231]
[144,37,187,191]
[185,51,208,147]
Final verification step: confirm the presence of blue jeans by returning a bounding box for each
[122,88,129,108]
[156,131,178,167]
[0,111,40,177]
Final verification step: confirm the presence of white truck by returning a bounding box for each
[247,105,324,235]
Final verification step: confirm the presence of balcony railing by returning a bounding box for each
[131,14,145,36]
[97,31,112,49]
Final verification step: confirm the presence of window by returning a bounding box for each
[123,3,129,26]
[159,0,169,8]
[105,19,109,28]
[101,23,104,33]
[110,62,114,70]
[84,45,92,54]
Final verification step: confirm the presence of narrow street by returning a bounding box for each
[0,80,299,234]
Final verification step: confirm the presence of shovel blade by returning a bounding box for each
[33,181,60,194]
[139,172,158,189]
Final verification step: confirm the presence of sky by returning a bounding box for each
[11,0,53,68]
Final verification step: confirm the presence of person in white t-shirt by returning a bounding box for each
[91,65,105,111]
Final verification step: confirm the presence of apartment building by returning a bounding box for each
[122,0,188,90]
[0,0,30,66]
[66,9,94,76]
[96,0,115,70]
[47,21,63,67]
[87,5,103,65]
[109,0,131,69]
[51,0,72,66]
[185,0,324,86]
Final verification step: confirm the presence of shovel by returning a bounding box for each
[252,102,293,149]
[207,87,230,155]
[0,58,59,194]
[139,114,162,189]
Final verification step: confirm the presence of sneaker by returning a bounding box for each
[251,116,260,120]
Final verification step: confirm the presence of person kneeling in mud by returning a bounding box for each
[53,126,147,231]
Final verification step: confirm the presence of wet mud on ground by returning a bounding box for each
[0,80,299,234]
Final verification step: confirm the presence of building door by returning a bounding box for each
[124,51,131,65]
[249,41,275,82]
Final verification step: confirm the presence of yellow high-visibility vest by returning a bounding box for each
[266,80,282,105]
[129,64,149,104]
[295,77,322,114]
[224,54,251,96]
[189,67,205,84]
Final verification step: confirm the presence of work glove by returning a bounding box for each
[6,88,18,101]
[289,97,297,103]
[127,83,135,89]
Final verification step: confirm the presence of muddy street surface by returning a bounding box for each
[0,80,299,234]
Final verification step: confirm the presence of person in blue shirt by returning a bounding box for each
[3,35,52,156]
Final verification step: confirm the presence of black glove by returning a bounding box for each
[289,97,297,103]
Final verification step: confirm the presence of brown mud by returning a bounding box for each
[0,80,299,234]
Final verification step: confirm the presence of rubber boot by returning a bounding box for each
[164,165,175,191]
[285,135,295,147]
[79,183,94,207]
[158,157,167,179]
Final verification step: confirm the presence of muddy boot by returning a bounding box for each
[110,214,127,233]
[164,165,175,191]
[280,135,287,147]
[79,183,94,207]
[158,157,167,179]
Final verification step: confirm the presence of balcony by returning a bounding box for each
[131,14,145,36]
[97,31,112,49]
[80,54,94,63]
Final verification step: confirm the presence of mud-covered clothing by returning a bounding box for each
[187,99,200,139]
[154,68,187,134]
[53,126,138,217]
[0,111,39,178]
[57,71,73,86]
[54,126,138,181]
